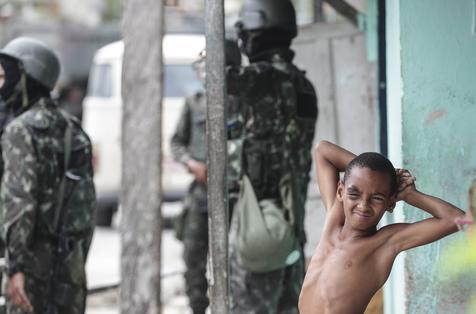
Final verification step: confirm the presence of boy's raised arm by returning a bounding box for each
[314,140,355,210]
[388,170,466,252]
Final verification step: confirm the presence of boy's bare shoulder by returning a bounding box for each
[321,200,344,233]
[373,223,411,251]
[377,223,410,238]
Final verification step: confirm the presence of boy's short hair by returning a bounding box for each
[344,152,398,195]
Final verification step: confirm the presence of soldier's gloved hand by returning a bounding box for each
[186,159,207,183]
[7,272,33,313]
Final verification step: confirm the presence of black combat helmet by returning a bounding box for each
[0,37,60,91]
[235,0,297,39]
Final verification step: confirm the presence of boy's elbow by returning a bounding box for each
[450,210,467,228]
[315,140,331,154]
[439,213,464,234]
[447,207,466,221]
[318,140,331,147]
[445,218,460,234]
[314,142,325,162]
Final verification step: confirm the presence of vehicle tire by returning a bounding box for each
[96,206,114,227]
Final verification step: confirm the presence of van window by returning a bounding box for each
[88,63,113,97]
[165,64,202,98]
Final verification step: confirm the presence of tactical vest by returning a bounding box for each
[187,92,208,163]
[227,55,318,240]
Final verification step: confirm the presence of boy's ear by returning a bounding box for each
[337,180,344,202]
[387,196,396,213]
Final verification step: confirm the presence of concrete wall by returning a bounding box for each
[387,0,476,312]
[292,22,378,256]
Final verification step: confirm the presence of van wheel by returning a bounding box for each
[96,206,114,227]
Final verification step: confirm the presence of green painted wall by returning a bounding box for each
[399,0,476,312]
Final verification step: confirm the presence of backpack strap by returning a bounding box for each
[53,112,73,232]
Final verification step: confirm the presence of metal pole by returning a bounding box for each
[377,0,388,156]
[205,0,229,313]
[121,0,164,312]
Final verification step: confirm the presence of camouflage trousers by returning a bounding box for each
[183,209,209,314]
[6,273,86,314]
[229,245,304,314]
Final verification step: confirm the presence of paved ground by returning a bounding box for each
[86,227,189,314]
[85,200,190,313]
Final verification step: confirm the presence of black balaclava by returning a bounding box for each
[238,28,292,62]
[0,56,21,101]
[0,56,50,116]
[0,95,9,132]
[25,77,50,105]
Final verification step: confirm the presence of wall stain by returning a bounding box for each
[425,109,447,125]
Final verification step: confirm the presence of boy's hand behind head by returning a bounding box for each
[395,168,416,203]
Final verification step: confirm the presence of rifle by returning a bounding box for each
[45,114,81,314]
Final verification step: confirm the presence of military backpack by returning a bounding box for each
[227,57,317,273]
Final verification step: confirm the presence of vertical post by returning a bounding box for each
[205,0,229,313]
[314,0,325,22]
[121,0,164,313]
[377,0,388,156]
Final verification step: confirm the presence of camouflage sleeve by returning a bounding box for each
[1,122,39,275]
[170,99,192,165]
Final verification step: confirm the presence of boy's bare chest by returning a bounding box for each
[313,241,374,283]
[305,238,392,311]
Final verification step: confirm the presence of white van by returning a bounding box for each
[83,34,205,225]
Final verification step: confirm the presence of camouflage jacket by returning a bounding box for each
[1,98,95,281]
[170,92,208,212]
[170,91,207,165]
[227,49,318,242]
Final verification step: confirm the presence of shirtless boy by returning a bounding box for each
[299,140,465,314]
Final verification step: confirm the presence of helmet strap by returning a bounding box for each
[4,81,22,108]
[4,71,29,116]
[20,72,28,108]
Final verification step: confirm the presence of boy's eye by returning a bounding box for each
[372,197,385,203]
[348,194,359,199]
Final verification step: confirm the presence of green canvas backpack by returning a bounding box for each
[235,174,300,273]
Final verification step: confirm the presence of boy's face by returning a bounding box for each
[338,166,396,231]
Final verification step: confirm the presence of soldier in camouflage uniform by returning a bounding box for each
[0,66,8,314]
[170,40,241,314]
[0,37,96,314]
[227,0,318,313]
[0,63,15,314]
[0,55,16,178]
